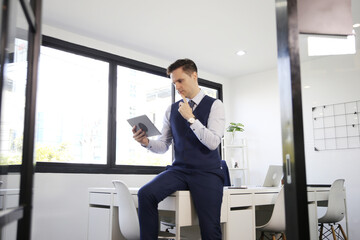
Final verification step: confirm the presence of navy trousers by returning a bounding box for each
[138,166,224,240]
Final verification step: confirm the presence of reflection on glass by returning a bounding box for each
[35,47,109,164]
[0,38,28,166]
[0,2,28,235]
[300,21,360,234]
[0,0,30,170]
[116,66,171,166]
[307,35,356,56]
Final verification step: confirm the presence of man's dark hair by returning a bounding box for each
[167,58,198,76]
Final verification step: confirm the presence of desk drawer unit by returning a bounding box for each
[229,194,252,208]
[89,192,112,206]
[254,193,277,206]
[226,208,253,240]
[88,207,111,240]
[316,191,330,202]
[307,192,316,202]
[6,194,19,209]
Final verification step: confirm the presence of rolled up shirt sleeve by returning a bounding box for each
[145,105,173,153]
[190,99,225,150]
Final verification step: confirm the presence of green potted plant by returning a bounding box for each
[226,122,244,144]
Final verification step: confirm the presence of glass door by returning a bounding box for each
[297,10,359,240]
[275,0,359,239]
[0,0,42,239]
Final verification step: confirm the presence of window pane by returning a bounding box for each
[35,47,109,164]
[201,86,218,99]
[0,38,28,165]
[116,66,171,166]
[175,85,219,101]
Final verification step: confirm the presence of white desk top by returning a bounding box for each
[88,186,282,195]
[88,186,329,195]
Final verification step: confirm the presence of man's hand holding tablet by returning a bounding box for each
[128,115,161,146]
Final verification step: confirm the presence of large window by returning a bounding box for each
[35,47,109,164]
[6,36,222,173]
[116,66,172,166]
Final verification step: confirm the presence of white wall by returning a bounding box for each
[31,173,155,240]
[28,25,231,240]
[229,69,283,185]
[301,53,360,238]
[230,51,360,238]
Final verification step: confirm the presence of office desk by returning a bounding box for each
[87,187,337,240]
[223,187,335,240]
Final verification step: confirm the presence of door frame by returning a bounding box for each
[275,0,310,239]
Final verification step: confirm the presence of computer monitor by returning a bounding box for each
[263,165,283,187]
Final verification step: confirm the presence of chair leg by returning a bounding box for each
[319,223,323,240]
[281,233,286,240]
[330,224,337,240]
[338,224,348,240]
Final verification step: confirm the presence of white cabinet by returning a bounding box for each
[226,208,254,240]
[0,189,19,240]
[87,190,123,240]
[88,207,111,240]
[221,137,249,186]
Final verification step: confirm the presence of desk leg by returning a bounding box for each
[308,202,317,240]
[344,195,349,239]
[175,194,181,240]
[175,224,180,240]
[175,193,196,240]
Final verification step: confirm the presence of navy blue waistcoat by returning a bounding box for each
[170,95,221,170]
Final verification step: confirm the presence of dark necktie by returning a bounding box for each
[188,100,195,110]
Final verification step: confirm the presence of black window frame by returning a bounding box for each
[8,35,223,174]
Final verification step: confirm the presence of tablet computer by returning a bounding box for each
[127,115,161,137]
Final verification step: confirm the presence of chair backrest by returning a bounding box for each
[221,160,231,186]
[321,179,346,223]
[261,187,286,232]
[112,180,140,240]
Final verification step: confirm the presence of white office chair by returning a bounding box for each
[318,179,347,240]
[256,187,286,240]
[112,180,176,240]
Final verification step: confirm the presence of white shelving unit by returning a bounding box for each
[221,137,249,186]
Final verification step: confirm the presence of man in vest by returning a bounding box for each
[132,58,225,240]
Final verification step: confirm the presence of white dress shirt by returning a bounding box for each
[146,89,225,153]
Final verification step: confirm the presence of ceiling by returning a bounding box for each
[42,0,360,79]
